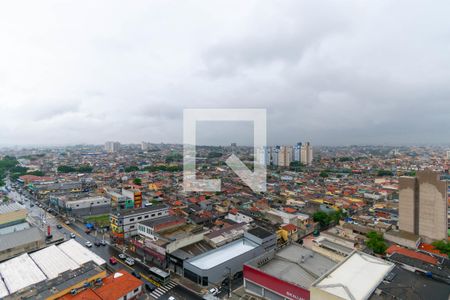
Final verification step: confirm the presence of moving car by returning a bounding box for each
[94,240,101,247]
[56,224,62,229]
[65,220,71,225]
[109,257,117,265]
[70,233,76,238]
[209,287,220,295]
[125,257,135,266]
[145,283,156,292]
[85,241,92,248]
[100,240,106,246]
[118,253,127,260]
[131,271,141,279]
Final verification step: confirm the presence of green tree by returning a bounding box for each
[338,157,353,162]
[431,240,450,256]
[142,165,182,172]
[57,165,77,173]
[28,170,45,176]
[319,171,329,178]
[329,209,345,224]
[165,152,183,163]
[133,178,142,185]
[377,170,394,176]
[366,231,387,254]
[77,165,93,173]
[125,166,139,172]
[313,211,330,228]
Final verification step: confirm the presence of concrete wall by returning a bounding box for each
[0,239,45,262]
[310,286,343,300]
[244,231,277,252]
[399,170,448,242]
[417,171,448,241]
[65,197,110,210]
[384,231,420,249]
[398,176,416,234]
[0,209,27,227]
[166,232,206,254]
[311,244,346,263]
[184,246,265,285]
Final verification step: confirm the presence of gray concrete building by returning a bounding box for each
[399,169,448,242]
[183,227,276,286]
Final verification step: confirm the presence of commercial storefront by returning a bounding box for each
[244,264,310,300]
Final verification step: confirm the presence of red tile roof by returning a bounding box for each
[282,224,298,231]
[94,270,143,299]
[418,243,448,258]
[19,175,53,183]
[229,208,238,215]
[284,207,297,214]
[387,245,439,265]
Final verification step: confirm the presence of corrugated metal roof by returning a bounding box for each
[58,239,105,266]
[30,245,79,279]
[0,280,8,298]
[0,253,47,294]
[0,202,25,214]
[0,226,43,252]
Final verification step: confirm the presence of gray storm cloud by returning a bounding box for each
[0,0,449,146]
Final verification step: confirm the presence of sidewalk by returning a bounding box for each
[171,273,206,295]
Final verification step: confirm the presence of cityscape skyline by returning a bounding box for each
[1,1,450,299]
[1,1,450,146]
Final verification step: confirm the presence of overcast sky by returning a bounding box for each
[1,1,449,146]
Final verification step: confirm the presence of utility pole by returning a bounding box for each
[225,267,232,298]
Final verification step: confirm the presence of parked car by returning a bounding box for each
[85,241,92,248]
[70,233,76,238]
[65,220,71,225]
[100,240,106,246]
[56,224,63,229]
[168,297,176,300]
[131,271,141,279]
[85,229,91,234]
[94,240,101,247]
[125,257,135,266]
[145,283,156,292]
[118,253,127,260]
[209,287,220,295]
[109,257,118,265]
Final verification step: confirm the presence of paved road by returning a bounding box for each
[159,285,204,300]
[7,184,202,300]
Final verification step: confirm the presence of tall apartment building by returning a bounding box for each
[277,146,293,167]
[272,146,280,166]
[256,146,271,166]
[399,169,448,242]
[104,141,120,153]
[141,142,150,151]
[294,142,302,161]
[301,142,313,165]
